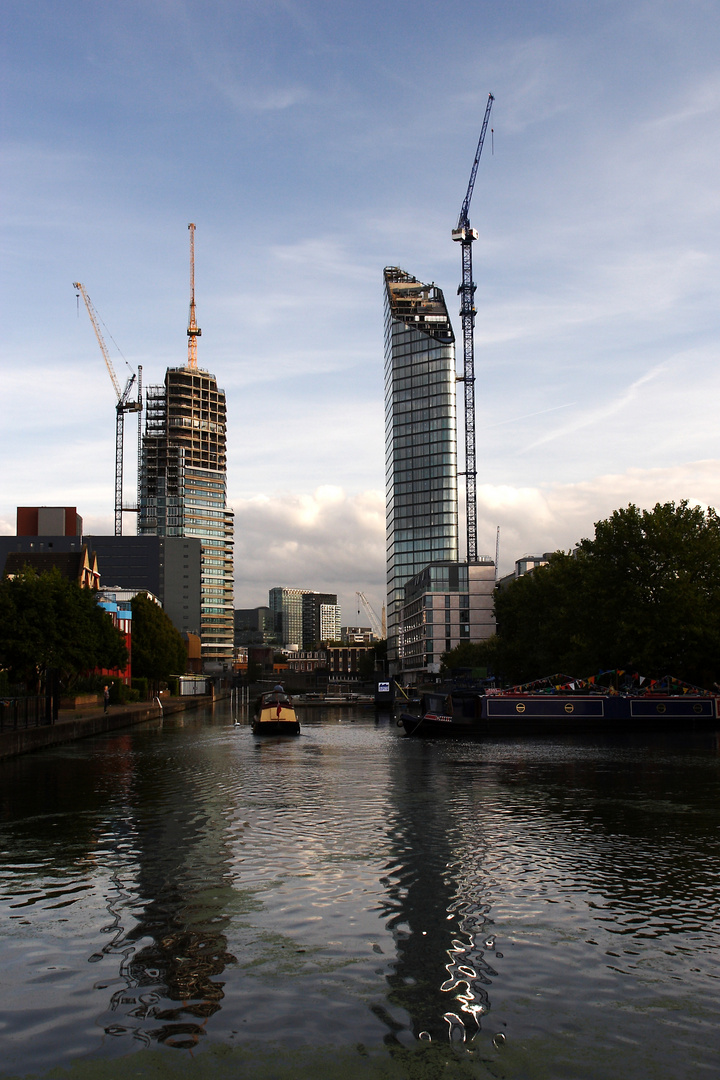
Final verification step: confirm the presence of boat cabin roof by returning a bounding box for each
[261,690,292,705]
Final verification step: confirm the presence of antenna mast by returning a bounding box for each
[187,222,202,369]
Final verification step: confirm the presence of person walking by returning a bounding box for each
[103,685,110,713]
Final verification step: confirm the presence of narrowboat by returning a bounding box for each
[252,688,301,736]
[398,677,720,738]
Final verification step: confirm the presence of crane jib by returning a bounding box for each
[456,93,494,231]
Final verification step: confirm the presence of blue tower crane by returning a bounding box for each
[453,92,494,563]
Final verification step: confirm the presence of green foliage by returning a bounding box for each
[131,676,150,699]
[489,501,720,687]
[358,639,387,678]
[440,640,494,676]
[0,568,128,691]
[130,592,187,681]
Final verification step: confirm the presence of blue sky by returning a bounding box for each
[3,0,720,620]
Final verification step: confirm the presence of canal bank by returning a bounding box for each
[0,691,229,760]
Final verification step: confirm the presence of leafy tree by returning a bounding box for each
[440,640,495,677]
[130,592,187,681]
[489,501,720,687]
[0,567,128,691]
[358,639,387,678]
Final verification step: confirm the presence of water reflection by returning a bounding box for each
[0,716,239,1059]
[2,712,720,1079]
[92,733,238,1049]
[381,743,497,1046]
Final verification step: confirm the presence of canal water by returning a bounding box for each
[1,702,719,1080]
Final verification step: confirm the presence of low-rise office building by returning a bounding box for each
[399,559,496,681]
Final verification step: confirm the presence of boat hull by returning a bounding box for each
[252,719,301,736]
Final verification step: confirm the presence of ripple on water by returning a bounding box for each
[1,713,720,1077]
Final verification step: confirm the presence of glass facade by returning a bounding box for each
[269,588,341,649]
[139,367,234,667]
[384,267,458,669]
[400,560,496,677]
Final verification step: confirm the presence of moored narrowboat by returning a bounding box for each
[399,680,720,738]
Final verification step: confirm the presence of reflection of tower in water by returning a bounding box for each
[381,747,499,1046]
[95,745,237,1050]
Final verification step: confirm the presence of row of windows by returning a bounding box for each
[393,551,457,568]
[392,468,456,487]
[386,339,452,361]
[388,474,456,494]
[424,610,471,623]
[389,386,454,408]
[390,531,457,554]
[388,416,455,442]
[390,369,454,389]
[423,594,470,608]
[390,396,453,416]
[424,627,471,642]
[392,527,458,542]
[392,482,456,502]
[389,408,457,431]
[393,440,455,458]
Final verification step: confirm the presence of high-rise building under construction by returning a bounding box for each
[138,227,233,668]
[139,367,234,667]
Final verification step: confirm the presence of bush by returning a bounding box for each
[131,676,149,700]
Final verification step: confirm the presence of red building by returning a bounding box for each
[17,506,83,537]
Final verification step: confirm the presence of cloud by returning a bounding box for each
[232,459,720,622]
[475,459,720,573]
[233,487,385,620]
[205,75,310,113]
[520,363,668,452]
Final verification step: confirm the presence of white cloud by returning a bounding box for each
[476,459,720,574]
[232,487,385,620]
[231,460,720,621]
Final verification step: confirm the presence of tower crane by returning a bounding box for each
[453,92,494,564]
[356,592,387,639]
[187,222,201,369]
[73,282,142,536]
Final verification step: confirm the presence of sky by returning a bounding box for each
[3,0,720,624]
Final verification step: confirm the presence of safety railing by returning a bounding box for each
[0,696,51,732]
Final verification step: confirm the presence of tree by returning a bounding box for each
[490,502,720,687]
[0,568,128,690]
[130,592,187,681]
[440,640,495,677]
[358,639,387,679]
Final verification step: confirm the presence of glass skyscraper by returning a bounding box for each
[384,267,459,669]
[139,366,234,668]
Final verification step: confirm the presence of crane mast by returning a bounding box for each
[73,282,141,536]
[187,222,202,369]
[453,92,494,564]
